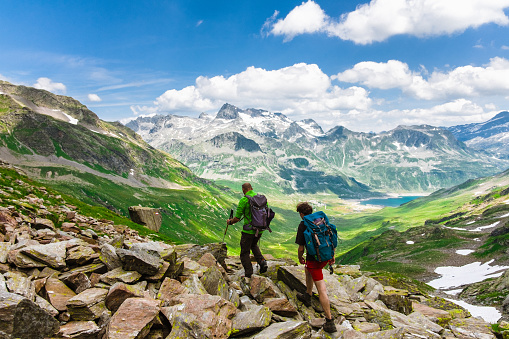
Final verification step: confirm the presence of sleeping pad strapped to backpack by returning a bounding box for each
[303,211,338,262]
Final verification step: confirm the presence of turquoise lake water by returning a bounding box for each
[360,196,423,207]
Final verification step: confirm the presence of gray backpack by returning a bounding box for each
[243,194,275,236]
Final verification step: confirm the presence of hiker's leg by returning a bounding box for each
[250,234,265,264]
[314,279,332,319]
[304,268,314,295]
[240,232,254,277]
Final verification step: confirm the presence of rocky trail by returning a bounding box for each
[0,161,505,338]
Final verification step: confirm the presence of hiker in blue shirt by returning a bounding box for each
[227,182,268,278]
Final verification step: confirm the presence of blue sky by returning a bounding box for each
[1,0,509,132]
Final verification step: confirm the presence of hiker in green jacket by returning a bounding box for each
[227,182,268,278]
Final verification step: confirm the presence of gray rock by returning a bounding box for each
[58,321,100,339]
[182,274,208,295]
[0,291,60,339]
[67,287,108,321]
[116,248,162,275]
[200,265,229,300]
[99,243,122,270]
[31,218,55,230]
[20,241,67,269]
[251,320,312,338]
[99,267,142,285]
[103,297,161,339]
[230,305,272,337]
[0,242,11,263]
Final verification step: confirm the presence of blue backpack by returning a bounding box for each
[303,211,338,262]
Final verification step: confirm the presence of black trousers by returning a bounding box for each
[240,232,265,277]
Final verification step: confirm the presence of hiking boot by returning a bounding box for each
[260,260,268,274]
[323,317,337,333]
[297,292,312,307]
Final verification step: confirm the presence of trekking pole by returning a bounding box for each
[222,209,234,242]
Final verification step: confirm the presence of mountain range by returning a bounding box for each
[447,111,509,159]
[127,103,509,195]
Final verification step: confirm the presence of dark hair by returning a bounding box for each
[296,202,313,216]
[242,182,253,192]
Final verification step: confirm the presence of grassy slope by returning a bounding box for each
[336,170,509,278]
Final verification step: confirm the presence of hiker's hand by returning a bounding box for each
[329,257,335,265]
[298,256,305,264]
[227,219,232,225]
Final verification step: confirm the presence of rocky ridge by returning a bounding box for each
[0,161,505,338]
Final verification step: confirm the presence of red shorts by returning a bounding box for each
[305,260,328,281]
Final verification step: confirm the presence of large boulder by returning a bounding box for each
[128,206,162,232]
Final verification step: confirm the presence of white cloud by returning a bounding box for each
[335,60,413,89]
[502,45,509,50]
[88,94,102,102]
[131,63,372,128]
[337,57,509,101]
[268,1,328,42]
[266,0,509,44]
[129,60,506,133]
[196,20,204,27]
[325,99,496,133]
[33,77,67,94]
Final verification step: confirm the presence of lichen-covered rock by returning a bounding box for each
[44,277,76,311]
[157,277,188,305]
[161,293,237,338]
[20,241,67,269]
[200,265,229,300]
[102,297,161,339]
[182,274,208,295]
[264,297,298,317]
[379,290,413,315]
[250,320,312,339]
[66,287,108,321]
[230,305,272,337]
[99,267,142,285]
[58,321,100,339]
[99,243,122,271]
[105,282,145,312]
[0,291,60,339]
[116,248,162,275]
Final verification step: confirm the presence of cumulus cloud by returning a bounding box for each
[265,2,328,42]
[33,77,67,94]
[88,94,102,102]
[130,60,506,133]
[328,99,495,132]
[336,57,509,100]
[266,0,509,44]
[131,63,372,125]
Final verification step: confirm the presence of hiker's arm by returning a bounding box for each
[227,217,240,225]
[329,251,336,264]
[298,245,306,264]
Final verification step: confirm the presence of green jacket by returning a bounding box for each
[235,190,266,235]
